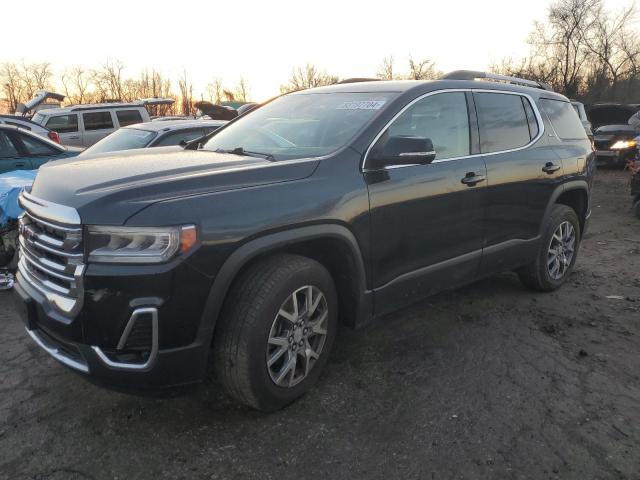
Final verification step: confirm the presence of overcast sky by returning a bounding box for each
[3,0,636,101]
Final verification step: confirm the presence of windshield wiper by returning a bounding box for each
[216,147,275,161]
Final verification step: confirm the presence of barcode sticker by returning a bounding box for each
[336,100,387,110]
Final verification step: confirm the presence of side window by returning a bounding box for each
[0,132,19,157]
[153,129,205,147]
[83,111,114,131]
[539,99,587,140]
[475,92,531,153]
[116,109,143,127]
[45,114,78,133]
[383,92,470,161]
[17,134,58,156]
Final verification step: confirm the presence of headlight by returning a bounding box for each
[610,139,637,150]
[87,225,197,264]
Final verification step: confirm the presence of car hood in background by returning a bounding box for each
[30,148,319,224]
[15,90,66,116]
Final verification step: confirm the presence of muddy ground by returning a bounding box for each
[1,169,639,480]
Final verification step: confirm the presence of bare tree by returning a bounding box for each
[235,77,250,102]
[178,70,193,116]
[0,63,24,113]
[407,57,440,80]
[280,64,338,93]
[376,56,397,80]
[207,78,223,103]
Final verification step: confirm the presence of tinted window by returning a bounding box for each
[540,99,587,140]
[45,114,78,133]
[17,134,58,156]
[384,92,470,160]
[153,129,205,147]
[83,112,114,131]
[0,132,19,157]
[116,109,143,127]
[475,93,531,153]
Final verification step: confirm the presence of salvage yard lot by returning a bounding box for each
[1,169,639,480]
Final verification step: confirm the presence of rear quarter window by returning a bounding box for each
[539,99,587,140]
[45,114,78,133]
[116,109,144,127]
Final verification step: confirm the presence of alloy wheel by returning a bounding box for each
[547,220,576,280]
[266,285,329,387]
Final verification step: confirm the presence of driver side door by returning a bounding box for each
[364,91,488,315]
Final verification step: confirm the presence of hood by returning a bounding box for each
[587,104,640,129]
[30,148,318,225]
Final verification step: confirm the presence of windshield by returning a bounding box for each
[83,128,156,155]
[201,92,396,160]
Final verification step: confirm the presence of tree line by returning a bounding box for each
[2,0,638,115]
[492,0,640,103]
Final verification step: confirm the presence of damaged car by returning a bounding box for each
[588,103,640,167]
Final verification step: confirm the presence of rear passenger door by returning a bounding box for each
[366,91,488,314]
[81,111,115,147]
[45,114,81,146]
[474,90,563,274]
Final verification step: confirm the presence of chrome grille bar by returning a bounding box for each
[17,192,84,317]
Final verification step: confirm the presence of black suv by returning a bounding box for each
[14,71,595,411]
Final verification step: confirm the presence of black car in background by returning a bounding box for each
[587,103,640,167]
[14,71,595,411]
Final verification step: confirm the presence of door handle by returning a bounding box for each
[461,172,486,186]
[14,162,26,168]
[67,136,80,140]
[542,162,561,174]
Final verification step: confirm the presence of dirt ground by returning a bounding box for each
[1,169,639,480]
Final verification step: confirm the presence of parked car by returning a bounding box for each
[30,99,174,148]
[14,71,594,411]
[0,125,81,173]
[571,101,592,139]
[80,120,227,156]
[0,115,61,144]
[592,124,639,167]
[14,90,66,117]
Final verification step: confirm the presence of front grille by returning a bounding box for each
[594,140,610,150]
[17,192,85,317]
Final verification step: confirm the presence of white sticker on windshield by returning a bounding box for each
[337,100,387,110]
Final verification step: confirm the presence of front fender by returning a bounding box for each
[194,223,372,344]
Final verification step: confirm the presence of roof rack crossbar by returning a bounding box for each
[440,70,553,91]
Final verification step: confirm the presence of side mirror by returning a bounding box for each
[368,136,436,170]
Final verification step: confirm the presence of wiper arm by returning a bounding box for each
[216,147,275,161]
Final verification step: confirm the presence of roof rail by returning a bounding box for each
[441,70,553,91]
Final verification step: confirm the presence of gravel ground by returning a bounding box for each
[1,169,639,480]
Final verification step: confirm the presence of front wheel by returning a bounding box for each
[518,204,581,291]
[213,254,338,411]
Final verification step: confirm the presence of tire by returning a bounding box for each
[212,254,338,411]
[518,204,581,292]
[634,198,640,219]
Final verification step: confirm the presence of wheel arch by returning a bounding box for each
[198,224,373,346]
[541,181,589,235]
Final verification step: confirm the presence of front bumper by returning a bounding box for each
[595,149,634,167]
[14,276,212,390]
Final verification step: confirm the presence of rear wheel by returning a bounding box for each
[518,204,581,291]
[213,254,337,411]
